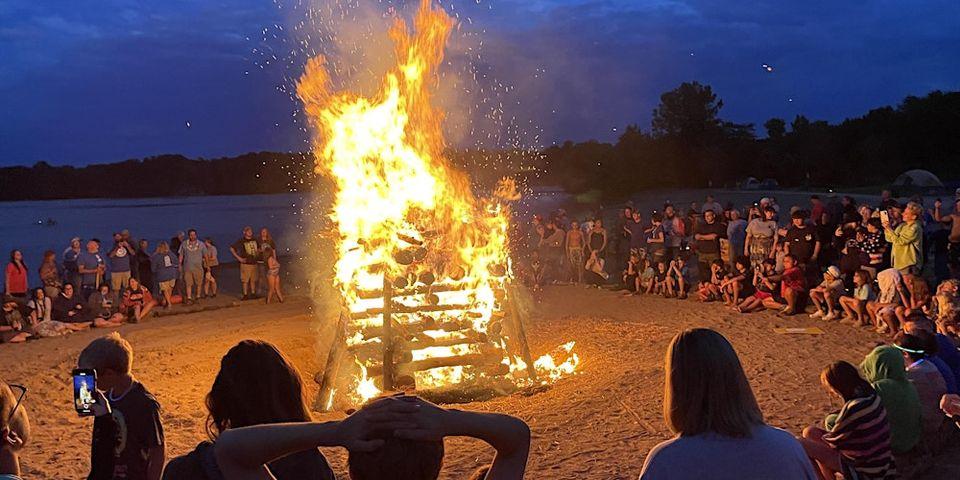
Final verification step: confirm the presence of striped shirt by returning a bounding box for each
[822,393,897,480]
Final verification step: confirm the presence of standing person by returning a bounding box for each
[565,221,585,284]
[77,240,106,302]
[702,195,723,217]
[784,210,821,281]
[39,250,62,299]
[726,209,747,270]
[78,333,165,480]
[4,250,28,299]
[693,210,726,284]
[259,228,277,296]
[538,220,565,283]
[663,205,685,262]
[122,277,157,323]
[121,229,140,282]
[638,328,817,480]
[614,207,633,271]
[162,340,335,480]
[108,233,133,294]
[626,211,646,255]
[62,237,82,289]
[646,213,667,265]
[810,195,827,226]
[136,240,154,294]
[263,246,284,304]
[799,361,896,480]
[170,231,185,256]
[933,198,960,279]
[587,219,608,274]
[151,242,179,310]
[745,207,779,269]
[883,202,923,273]
[178,229,207,305]
[203,238,219,298]
[231,227,261,301]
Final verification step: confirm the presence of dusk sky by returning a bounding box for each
[1,0,958,167]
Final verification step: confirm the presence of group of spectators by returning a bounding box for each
[1,226,285,346]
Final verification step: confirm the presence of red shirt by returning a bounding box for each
[5,263,28,294]
[781,267,807,296]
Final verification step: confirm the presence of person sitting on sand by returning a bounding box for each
[809,266,844,321]
[87,284,125,327]
[696,259,726,302]
[736,259,779,313]
[799,361,896,480]
[25,287,86,337]
[621,252,641,295]
[1,297,31,344]
[666,257,690,299]
[867,269,907,335]
[51,283,94,328]
[900,320,958,394]
[163,340,335,480]
[892,332,948,441]
[839,270,875,327]
[213,394,530,480]
[653,261,669,296]
[859,345,922,454]
[639,258,656,294]
[638,328,816,480]
[762,254,807,316]
[931,279,960,339]
[719,257,752,307]
[895,271,931,333]
[122,277,157,323]
[152,241,180,310]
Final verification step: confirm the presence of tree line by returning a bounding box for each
[2,84,958,201]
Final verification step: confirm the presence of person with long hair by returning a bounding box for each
[38,250,61,299]
[639,328,816,479]
[263,246,283,304]
[203,238,219,298]
[26,287,86,337]
[4,250,27,299]
[163,340,334,479]
[122,277,157,323]
[859,345,922,454]
[799,361,896,480]
[744,206,779,269]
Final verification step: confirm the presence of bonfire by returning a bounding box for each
[297,0,578,411]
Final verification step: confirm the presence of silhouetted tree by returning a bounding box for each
[764,118,786,139]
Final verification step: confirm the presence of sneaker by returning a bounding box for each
[809,311,823,319]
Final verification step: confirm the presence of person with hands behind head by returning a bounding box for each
[214,394,530,480]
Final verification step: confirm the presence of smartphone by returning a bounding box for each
[72,368,97,417]
[880,210,890,224]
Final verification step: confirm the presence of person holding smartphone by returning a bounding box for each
[883,202,923,273]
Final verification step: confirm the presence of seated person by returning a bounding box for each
[0,297,31,344]
[867,268,906,335]
[893,332,949,441]
[736,259,778,314]
[932,279,960,339]
[122,278,157,323]
[639,259,656,294]
[799,361,895,480]
[860,345,922,454]
[719,257,752,307]
[697,259,726,302]
[762,254,807,316]
[620,253,641,295]
[653,261,669,296]
[666,257,691,299]
[213,395,530,480]
[895,272,931,333]
[25,287,87,337]
[809,266,844,321]
[51,284,93,327]
[87,284,125,327]
[839,270,875,327]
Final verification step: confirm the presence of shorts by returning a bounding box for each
[754,291,772,300]
[240,263,259,284]
[206,265,220,281]
[111,271,131,293]
[183,268,203,291]
[158,279,175,296]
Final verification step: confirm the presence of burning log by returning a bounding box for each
[366,352,506,378]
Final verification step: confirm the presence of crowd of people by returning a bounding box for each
[1,226,286,346]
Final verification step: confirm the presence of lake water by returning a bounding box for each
[0,188,874,286]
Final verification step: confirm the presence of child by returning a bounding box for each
[932,279,960,339]
[646,213,666,264]
[263,246,284,304]
[528,251,545,292]
[799,361,895,480]
[867,268,906,334]
[697,259,726,302]
[202,237,219,298]
[839,270,875,327]
[639,259,656,294]
[653,261,669,296]
[78,332,165,479]
[736,259,778,313]
[809,266,845,320]
[621,253,641,295]
[720,257,753,307]
[667,257,690,299]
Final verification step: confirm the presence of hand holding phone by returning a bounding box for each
[880,210,890,226]
[72,369,98,417]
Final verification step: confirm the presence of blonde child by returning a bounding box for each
[809,266,844,320]
[839,270,875,326]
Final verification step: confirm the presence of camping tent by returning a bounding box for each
[892,169,944,188]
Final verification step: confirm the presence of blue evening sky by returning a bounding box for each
[1,0,958,166]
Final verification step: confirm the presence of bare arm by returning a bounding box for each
[229,246,244,263]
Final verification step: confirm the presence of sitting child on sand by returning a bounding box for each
[621,253,641,295]
[653,261,669,296]
[839,270,875,327]
[932,279,960,339]
[762,254,807,316]
[697,259,727,302]
[666,257,690,299]
[809,266,845,321]
[639,259,656,294]
[736,259,778,313]
[867,268,906,334]
[719,257,752,307]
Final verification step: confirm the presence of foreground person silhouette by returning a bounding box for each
[639,328,816,480]
[213,394,530,480]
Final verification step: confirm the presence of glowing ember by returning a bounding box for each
[298,0,578,409]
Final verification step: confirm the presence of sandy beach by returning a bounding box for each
[3,286,958,479]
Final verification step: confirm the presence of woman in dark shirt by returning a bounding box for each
[162,340,334,480]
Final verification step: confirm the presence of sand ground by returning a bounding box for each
[3,285,958,479]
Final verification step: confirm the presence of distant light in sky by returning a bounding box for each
[185,121,191,128]
[762,63,774,73]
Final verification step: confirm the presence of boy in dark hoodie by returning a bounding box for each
[854,345,922,454]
